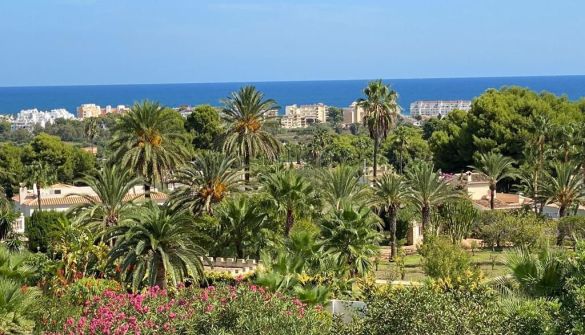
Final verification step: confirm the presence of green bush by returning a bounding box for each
[25,211,65,252]
[504,299,560,335]
[348,285,505,335]
[557,216,585,245]
[477,212,556,250]
[419,236,473,280]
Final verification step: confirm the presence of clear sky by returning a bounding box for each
[1,0,584,86]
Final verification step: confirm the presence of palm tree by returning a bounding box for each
[262,169,313,237]
[170,152,242,215]
[356,80,400,180]
[23,160,56,212]
[107,203,206,291]
[0,200,17,241]
[320,165,370,211]
[470,152,517,210]
[84,117,99,154]
[319,205,382,277]
[540,161,585,218]
[221,86,281,183]
[373,173,412,260]
[110,100,191,198]
[217,195,268,258]
[69,164,142,232]
[407,162,459,236]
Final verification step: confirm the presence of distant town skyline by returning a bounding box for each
[1,0,584,87]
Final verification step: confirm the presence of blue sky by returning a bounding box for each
[0,0,584,86]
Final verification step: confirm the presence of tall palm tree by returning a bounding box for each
[217,195,268,258]
[373,173,412,260]
[110,101,191,198]
[262,169,313,237]
[407,162,459,236]
[84,117,99,154]
[320,165,370,211]
[356,80,400,180]
[170,152,243,215]
[221,86,281,183]
[23,160,56,212]
[470,152,517,210]
[107,203,206,291]
[319,205,382,277]
[540,161,585,218]
[69,164,142,232]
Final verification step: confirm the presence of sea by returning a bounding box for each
[1,75,584,116]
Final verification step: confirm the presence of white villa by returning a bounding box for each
[410,100,471,118]
[11,183,168,232]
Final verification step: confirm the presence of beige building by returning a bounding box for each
[281,104,327,129]
[410,100,471,118]
[77,104,102,119]
[342,102,365,125]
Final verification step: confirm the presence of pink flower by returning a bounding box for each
[169,312,176,319]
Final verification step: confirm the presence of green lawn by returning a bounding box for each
[375,249,509,282]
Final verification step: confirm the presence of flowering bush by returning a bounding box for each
[38,284,331,334]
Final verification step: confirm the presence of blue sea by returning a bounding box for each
[1,76,584,116]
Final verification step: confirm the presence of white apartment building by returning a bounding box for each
[342,102,365,125]
[10,108,75,131]
[281,104,327,129]
[409,100,471,117]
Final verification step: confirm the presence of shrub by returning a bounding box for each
[37,284,331,334]
[419,236,474,280]
[557,216,585,245]
[25,211,65,252]
[351,285,505,335]
[477,212,556,250]
[503,298,560,335]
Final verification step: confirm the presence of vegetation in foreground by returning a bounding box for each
[0,83,584,333]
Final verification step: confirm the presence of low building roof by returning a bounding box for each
[15,192,168,207]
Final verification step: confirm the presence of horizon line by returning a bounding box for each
[2,73,585,89]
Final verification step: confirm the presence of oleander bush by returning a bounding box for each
[36,284,331,334]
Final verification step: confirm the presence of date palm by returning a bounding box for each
[23,160,56,212]
[407,162,459,236]
[221,86,281,183]
[539,161,585,218]
[107,203,206,291]
[262,169,313,237]
[110,100,191,197]
[69,164,142,232]
[373,173,412,260]
[356,80,400,180]
[170,152,243,215]
[320,165,370,211]
[470,152,517,210]
[84,117,99,154]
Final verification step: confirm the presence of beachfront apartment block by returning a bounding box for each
[281,104,328,129]
[410,100,471,117]
[342,102,365,125]
[77,104,130,119]
[10,108,75,131]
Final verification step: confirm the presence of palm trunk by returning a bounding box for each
[421,205,430,238]
[235,240,243,259]
[559,205,567,218]
[373,137,379,181]
[284,208,294,237]
[489,186,495,210]
[155,258,166,289]
[36,185,42,212]
[144,182,151,199]
[388,205,398,261]
[244,146,251,183]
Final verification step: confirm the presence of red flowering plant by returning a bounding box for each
[38,283,331,334]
